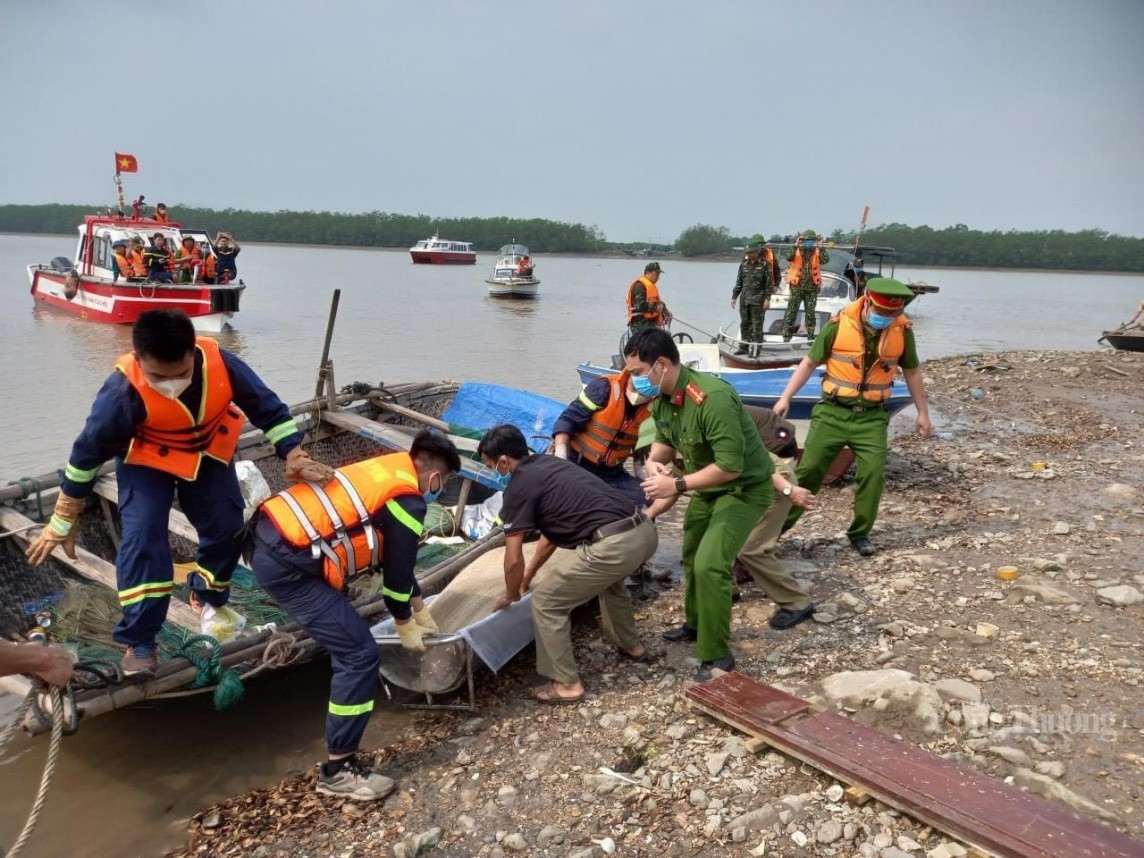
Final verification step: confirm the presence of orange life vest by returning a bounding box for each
[115,338,246,479]
[261,452,423,590]
[626,276,665,325]
[821,298,911,403]
[154,211,170,223]
[178,245,202,270]
[786,246,822,288]
[113,252,134,278]
[128,248,147,277]
[201,253,217,280]
[569,371,652,468]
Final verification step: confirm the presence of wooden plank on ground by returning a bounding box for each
[685,672,1142,858]
[321,409,494,485]
[0,506,200,633]
[93,476,200,545]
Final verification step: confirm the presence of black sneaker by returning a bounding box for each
[694,655,736,682]
[850,537,878,557]
[661,624,698,643]
[316,755,397,802]
[769,604,816,630]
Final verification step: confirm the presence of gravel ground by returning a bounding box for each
[170,350,1144,858]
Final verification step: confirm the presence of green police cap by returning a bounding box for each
[801,229,817,239]
[865,277,915,309]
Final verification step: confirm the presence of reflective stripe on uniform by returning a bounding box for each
[264,419,298,445]
[119,581,174,606]
[381,585,413,602]
[385,498,423,538]
[328,699,375,717]
[578,390,601,411]
[194,564,231,591]
[64,463,100,483]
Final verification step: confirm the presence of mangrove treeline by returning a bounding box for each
[3,205,1141,272]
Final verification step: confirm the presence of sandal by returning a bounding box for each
[615,646,650,662]
[530,682,584,705]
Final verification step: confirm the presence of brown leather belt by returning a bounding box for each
[590,510,649,543]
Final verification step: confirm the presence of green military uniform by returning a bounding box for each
[732,235,780,345]
[652,366,774,661]
[784,279,919,542]
[783,229,830,340]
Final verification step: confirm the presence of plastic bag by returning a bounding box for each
[459,492,503,541]
[235,460,272,522]
[201,604,248,643]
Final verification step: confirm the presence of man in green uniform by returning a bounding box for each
[782,229,830,341]
[731,234,782,352]
[626,262,671,338]
[774,278,932,556]
[623,328,774,681]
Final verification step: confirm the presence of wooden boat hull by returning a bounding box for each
[1099,330,1144,352]
[28,266,242,333]
[0,380,557,727]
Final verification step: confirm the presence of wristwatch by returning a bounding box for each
[674,477,687,494]
[782,484,793,497]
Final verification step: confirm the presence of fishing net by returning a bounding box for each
[422,502,456,537]
[0,538,67,638]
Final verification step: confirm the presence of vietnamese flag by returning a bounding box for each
[115,152,138,173]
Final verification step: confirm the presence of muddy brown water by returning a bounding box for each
[1,233,1142,855]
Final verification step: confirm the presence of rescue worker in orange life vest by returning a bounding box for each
[24,310,334,678]
[626,261,671,337]
[248,432,462,801]
[551,373,673,518]
[773,278,932,557]
[111,239,137,283]
[782,230,830,341]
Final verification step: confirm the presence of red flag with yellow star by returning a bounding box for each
[115,152,138,173]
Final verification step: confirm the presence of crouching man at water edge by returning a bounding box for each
[479,424,658,705]
[249,430,462,800]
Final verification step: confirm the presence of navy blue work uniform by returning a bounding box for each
[552,377,646,509]
[251,494,424,755]
[60,349,302,649]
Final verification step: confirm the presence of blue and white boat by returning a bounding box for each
[576,341,912,421]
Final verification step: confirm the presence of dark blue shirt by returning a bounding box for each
[61,349,301,497]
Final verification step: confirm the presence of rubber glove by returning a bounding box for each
[396,619,427,652]
[25,492,86,566]
[412,605,439,634]
[284,447,335,483]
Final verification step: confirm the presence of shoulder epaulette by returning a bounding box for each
[685,382,707,406]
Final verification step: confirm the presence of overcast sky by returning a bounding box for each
[2,0,1141,242]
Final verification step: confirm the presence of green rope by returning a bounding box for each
[177,635,245,710]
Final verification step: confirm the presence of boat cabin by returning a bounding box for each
[413,236,474,254]
[60,215,202,281]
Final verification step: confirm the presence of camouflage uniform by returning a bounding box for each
[731,240,779,344]
[782,231,829,340]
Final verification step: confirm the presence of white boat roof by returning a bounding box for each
[498,244,530,255]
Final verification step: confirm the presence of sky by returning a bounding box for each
[2,0,1142,243]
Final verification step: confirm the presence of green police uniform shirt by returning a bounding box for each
[651,365,774,493]
[808,317,920,405]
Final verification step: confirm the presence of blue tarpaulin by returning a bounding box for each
[441,382,566,454]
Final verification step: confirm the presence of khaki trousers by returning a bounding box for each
[737,455,812,610]
[530,519,659,684]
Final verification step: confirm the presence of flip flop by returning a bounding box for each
[530,682,584,705]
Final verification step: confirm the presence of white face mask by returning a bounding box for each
[626,387,651,406]
[150,376,192,400]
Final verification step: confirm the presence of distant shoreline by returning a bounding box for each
[4,232,1141,276]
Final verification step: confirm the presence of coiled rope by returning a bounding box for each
[178,635,245,710]
[0,687,65,858]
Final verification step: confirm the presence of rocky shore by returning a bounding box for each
[170,350,1143,858]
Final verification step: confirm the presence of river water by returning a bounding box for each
[0,233,1141,856]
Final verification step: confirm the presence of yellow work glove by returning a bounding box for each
[396,619,427,652]
[25,493,86,566]
[412,605,439,634]
[284,447,335,483]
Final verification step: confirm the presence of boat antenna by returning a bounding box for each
[852,204,870,253]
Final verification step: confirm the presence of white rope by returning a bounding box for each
[1,687,65,858]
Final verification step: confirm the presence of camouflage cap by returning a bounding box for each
[747,234,766,247]
[801,229,817,239]
[644,261,662,273]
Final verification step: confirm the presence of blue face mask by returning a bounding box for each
[803,240,815,249]
[866,311,893,330]
[631,363,662,399]
[423,472,443,504]
[493,458,513,490]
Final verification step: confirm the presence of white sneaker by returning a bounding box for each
[316,756,397,801]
